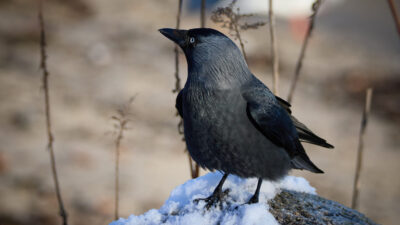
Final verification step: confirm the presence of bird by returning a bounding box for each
[159,28,333,208]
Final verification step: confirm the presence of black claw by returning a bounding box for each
[194,188,230,209]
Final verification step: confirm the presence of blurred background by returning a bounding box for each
[0,0,399,224]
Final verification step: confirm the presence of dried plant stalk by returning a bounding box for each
[351,88,373,210]
[387,0,400,37]
[173,0,183,94]
[196,1,205,178]
[268,0,280,95]
[201,0,206,28]
[287,0,322,103]
[211,0,265,62]
[114,125,123,220]
[234,22,247,61]
[172,0,200,178]
[111,97,134,220]
[38,1,68,224]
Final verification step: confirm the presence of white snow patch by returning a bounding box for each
[111,172,315,225]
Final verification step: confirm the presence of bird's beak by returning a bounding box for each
[159,28,187,46]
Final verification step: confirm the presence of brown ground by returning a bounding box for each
[0,0,399,225]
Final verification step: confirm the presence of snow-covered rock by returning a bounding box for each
[111,172,376,225]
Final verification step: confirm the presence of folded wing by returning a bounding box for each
[275,96,334,149]
[242,81,323,173]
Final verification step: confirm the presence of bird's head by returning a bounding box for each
[159,28,251,86]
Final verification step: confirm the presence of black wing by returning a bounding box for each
[243,81,323,173]
[275,96,334,149]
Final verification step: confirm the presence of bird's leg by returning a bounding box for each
[194,173,229,209]
[247,178,263,204]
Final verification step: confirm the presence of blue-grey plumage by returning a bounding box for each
[159,28,333,206]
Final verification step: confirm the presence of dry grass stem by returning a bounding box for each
[287,0,322,103]
[38,1,68,224]
[189,156,200,179]
[351,88,373,210]
[201,0,206,28]
[190,0,209,178]
[387,0,400,37]
[211,0,266,62]
[268,0,280,95]
[173,0,183,94]
[172,0,199,178]
[111,97,135,220]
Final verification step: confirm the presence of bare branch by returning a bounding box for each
[211,0,265,62]
[171,0,200,178]
[201,0,206,28]
[287,0,322,103]
[173,0,183,94]
[268,0,280,95]
[387,0,400,37]
[188,0,209,178]
[38,1,68,224]
[188,156,200,179]
[351,88,373,210]
[112,97,135,220]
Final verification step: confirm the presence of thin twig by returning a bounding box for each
[189,157,200,178]
[234,19,247,61]
[173,0,199,178]
[114,124,122,220]
[351,88,373,210]
[188,0,207,178]
[173,0,183,94]
[111,97,134,220]
[215,0,247,59]
[287,0,322,103]
[211,0,265,62]
[268,0,280,95]
[38,1,68,224]
[201,0,206,28]
[387,0,400,37]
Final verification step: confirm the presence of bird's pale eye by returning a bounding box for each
[189,37,196,44]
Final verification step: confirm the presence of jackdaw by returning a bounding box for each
[159,28,333,208]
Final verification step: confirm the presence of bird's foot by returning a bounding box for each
[194,188,230,210]
[246,194,259,204]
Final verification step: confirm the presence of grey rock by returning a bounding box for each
[268,190,378,225]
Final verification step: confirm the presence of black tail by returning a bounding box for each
[291,141,324,173]
[291,115,334,149]
[275,95,334,149]
[291,155,324,173]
